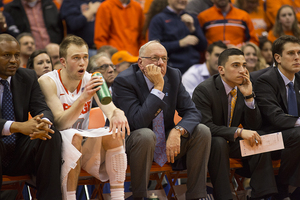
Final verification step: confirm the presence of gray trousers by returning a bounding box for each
[126,124,211,199]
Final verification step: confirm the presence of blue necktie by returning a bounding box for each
[153,110,167,167]
[1,79,16,167]
[288,82,298,116]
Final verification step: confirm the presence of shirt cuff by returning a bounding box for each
[2,121,14,136]
[244,99,255,109]
[151,89,165,100]
[295,118,300,127]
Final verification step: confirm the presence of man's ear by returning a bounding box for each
[60,58,66,68]
[218,65,225,75]
[274,53,281,65]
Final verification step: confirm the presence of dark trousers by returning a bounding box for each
[208,137,277,200]
[126,124,211,200]
[0,128,62,200]
[274,127,300,187]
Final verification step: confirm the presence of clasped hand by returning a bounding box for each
[23,113,54,140]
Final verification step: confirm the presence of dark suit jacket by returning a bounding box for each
[0,68,54,137]
[192,74,262,141]
[250,66,273,84]
[254,67,300,133]
[112,64,201,136]
[4,0,63,44]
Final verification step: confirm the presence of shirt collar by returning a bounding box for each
[167,6,184,15]
[277,68,295,86]
[0,76,12,85]
[221,78,237,96]
[143,74,154,91]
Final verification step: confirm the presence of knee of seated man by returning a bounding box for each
[192,124,211,142]
[131,128,156,147]
[211,137,229,151]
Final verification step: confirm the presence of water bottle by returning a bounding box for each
[148,193,159,200]
[92,72,112,105]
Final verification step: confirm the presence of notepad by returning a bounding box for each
[240,132,284,157]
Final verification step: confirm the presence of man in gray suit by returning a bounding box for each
[113,40,211,200]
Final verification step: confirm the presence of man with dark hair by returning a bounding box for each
[0,33,62,200]
[182,41,227,97]
[254,35,300,199]
[193,48,277,200]
[39,35,129,200]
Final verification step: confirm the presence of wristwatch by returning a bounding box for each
[174,126,189,138]
[244,92,256,99]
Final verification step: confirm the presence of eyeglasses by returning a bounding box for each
[92,64,116,72]
[141,56,168,63]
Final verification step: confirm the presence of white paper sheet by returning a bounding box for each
[240,132,284,157]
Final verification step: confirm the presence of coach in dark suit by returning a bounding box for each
[193,48,277,200]
[113,41,211,200]
[254,35,300,199]
[0,34,62,200]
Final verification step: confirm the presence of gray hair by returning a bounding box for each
[139,40,161,57]
[87,52,110,72]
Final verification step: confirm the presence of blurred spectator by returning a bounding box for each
[4,0,63,49]
[94,0,144,56]
[27,49,53,78]
[264,0,300,31]
[87,52,115,89]
[17,32,35,68]
[60,0,102,56]
[182,41,227,97]
[45,43,60,65]
[185,0,213,16]
[53,60,63,70]
[198,0,259,47]
[241,42,266,72]
[97,45,118,58]
[149,0,207,74]
[142,0,153,15]
[259,37,273,66]
[142,0,168,40]
[235,0,267,38]
[0,10,19,37]
[268,5,300,43]
[111,50,138,75]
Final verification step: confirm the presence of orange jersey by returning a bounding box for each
[198,4,259,47]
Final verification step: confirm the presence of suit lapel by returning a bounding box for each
[136,69,150,102]
[11,70,26,121]
[274,68,288,111]
[215,76,229,126]
[294,74,300,115]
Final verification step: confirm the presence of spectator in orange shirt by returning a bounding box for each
[198,0,259,48]
[268,5,300,43]
[94,0,144,56]
[235,0,267,38]
[264,0,300,31]
[16,32,36,68]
